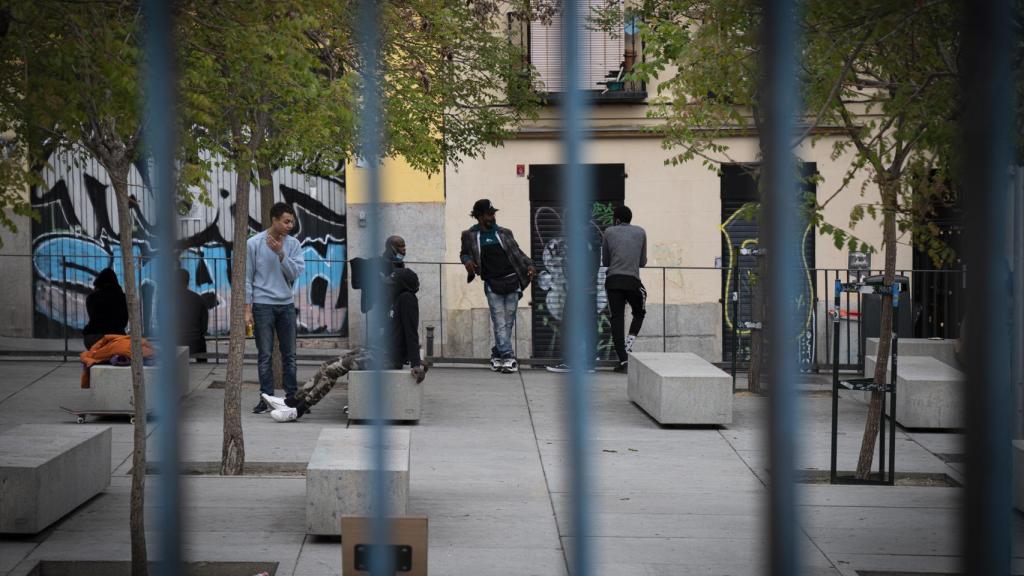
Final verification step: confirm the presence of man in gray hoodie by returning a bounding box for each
[602,205,647,372]
[245,202,306,413]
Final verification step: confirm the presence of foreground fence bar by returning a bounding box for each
[962,1,1014,574]
[356,1,392,574]
[562,1,594,575]
[762,0,802,574]
[143,0,182,573]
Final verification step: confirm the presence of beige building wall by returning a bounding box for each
[442,129,909,360]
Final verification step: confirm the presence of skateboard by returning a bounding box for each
[59,405,142,424]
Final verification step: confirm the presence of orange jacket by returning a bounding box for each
[79,334,156,388]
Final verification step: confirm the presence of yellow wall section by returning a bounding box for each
[346,157,444,204]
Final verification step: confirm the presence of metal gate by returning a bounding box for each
[720,163,817,367]
[529,164,625,360]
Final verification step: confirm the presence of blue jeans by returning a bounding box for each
[252,303,297,398]
[484,282,520,359]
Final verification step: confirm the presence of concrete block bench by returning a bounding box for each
[627,352,732,425]
[0,425,111,533]
[865,337,959,368]
[306,428,411,536]
[347,370,423,422]
[863,355,964,429]
[88,346,190,411]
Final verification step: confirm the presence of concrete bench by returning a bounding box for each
[88,346,190,411]
[306,428,411,536]
[0,425,111,534]
[865,337,959,368]
[627,352,732,425]
[347,370,423,422]
[863,355,964,429]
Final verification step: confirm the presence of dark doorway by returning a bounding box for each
[529,164,626,360]
[720,163,818,369]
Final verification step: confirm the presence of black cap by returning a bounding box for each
[471,198,499,217]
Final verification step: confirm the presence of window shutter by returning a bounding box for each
[529,0,624,92]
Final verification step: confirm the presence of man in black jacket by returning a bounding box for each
[460,199,536,373]
[263,268,426,422]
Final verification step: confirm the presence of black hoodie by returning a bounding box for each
[387,268,421,368]
[83,268,129,337]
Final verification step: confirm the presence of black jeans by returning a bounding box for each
[606,275,647,363]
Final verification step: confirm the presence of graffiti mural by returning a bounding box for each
[31,149,347,337]
[531,202,617,360]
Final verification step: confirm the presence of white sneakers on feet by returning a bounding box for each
[490,358,502,372]
[625,334,637,353]
[270,407,298,422]
[501,358,518,373]
[261,393,289,411]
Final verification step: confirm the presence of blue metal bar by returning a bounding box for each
[356,1,392,574]
[142,0,181,574]
[562,2,593,575]
[761,0,801,574]
[962,1,1014,574]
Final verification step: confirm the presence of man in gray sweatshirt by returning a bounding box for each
[245,202,306,413]
[602,205,647,372]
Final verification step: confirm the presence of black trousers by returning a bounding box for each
[607,278,646,363]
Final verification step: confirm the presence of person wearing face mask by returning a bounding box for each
[351,235,407,317]
[460,199,536,373]
[245,202,305,414]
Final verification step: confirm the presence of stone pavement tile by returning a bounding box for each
[802,505,961,556]
[906,431,965,456]
[825,553,963,576]
[801,484,960,509]
[0,541,38,574]
[429,546,567,576]
[561,535,838,576]
[292,536,342,576]
[539,439,764,494]
[554,489,764,518]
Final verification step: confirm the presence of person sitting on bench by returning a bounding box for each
[82,268,129,350]
[262,267,427,422]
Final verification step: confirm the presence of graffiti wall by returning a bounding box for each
[31,149,347,338]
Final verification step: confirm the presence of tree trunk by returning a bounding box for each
[748,253,768,394]
[257,162,283,392]
[222,158,251,475]
[112,172,148,576]
[855,179,898,479]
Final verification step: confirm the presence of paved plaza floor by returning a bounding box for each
[0,358,1019,575]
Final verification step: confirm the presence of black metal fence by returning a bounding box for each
[3,250,970,373]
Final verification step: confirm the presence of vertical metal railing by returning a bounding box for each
[962,1,1014,574]
[143,0,182,574]
[562,2,594,575]
[762,0,802,574]
[356,1,393,574]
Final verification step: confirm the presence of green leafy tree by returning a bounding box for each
[179,0,537,475]
[610,0,1024,478]
[1,1,155,571]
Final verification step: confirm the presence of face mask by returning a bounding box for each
[393,253,405,262]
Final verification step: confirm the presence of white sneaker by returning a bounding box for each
[501,358,518,373]
[261,393,289,412]
[270,407,298,422]
[625,334,637,353]
[490,358,502,372]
